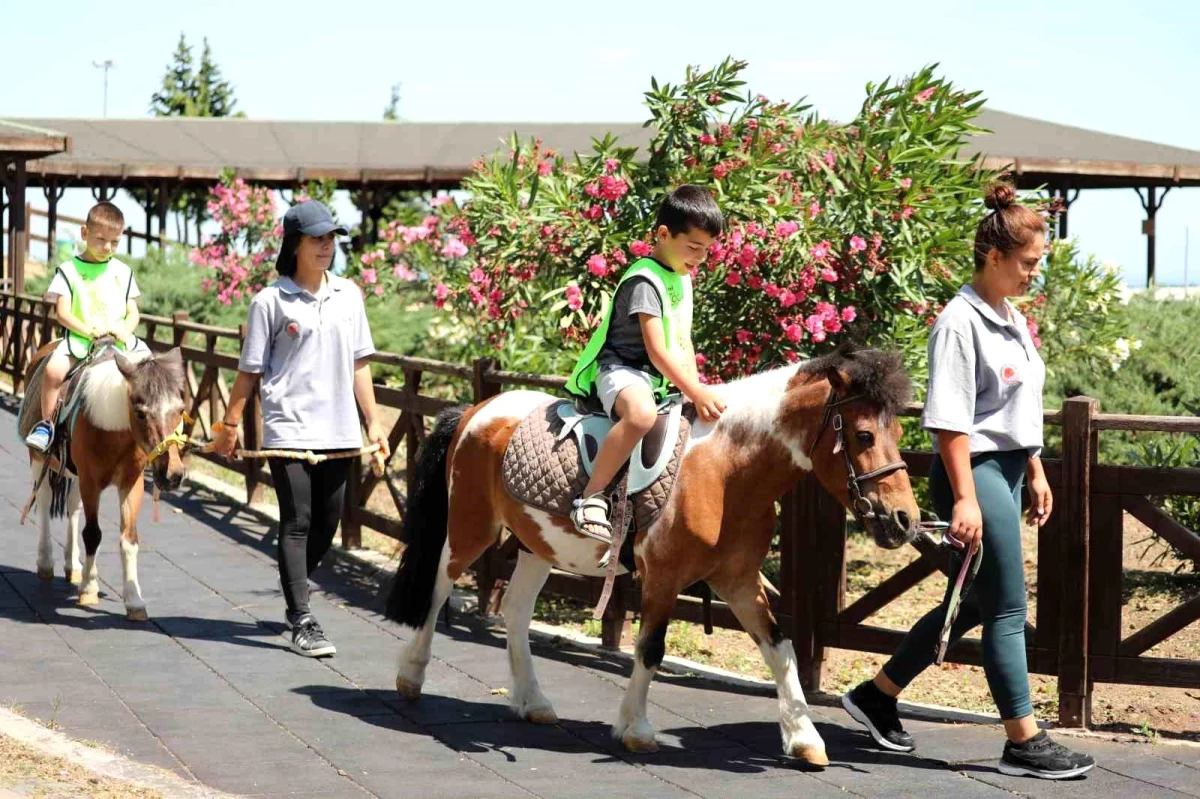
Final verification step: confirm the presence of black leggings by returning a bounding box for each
[268,456,350,616]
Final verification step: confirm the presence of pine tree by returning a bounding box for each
[194,38,239,118]
[383,83,401,121]
[149,33,195,117]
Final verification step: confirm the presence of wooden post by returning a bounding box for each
[10,159,27,296]
[782,480,820,689]
[238,323,265,506]
[601,580,635,650]
[1058,396,1097,727]
[12,295,25,393]
[157,180,169,247]
[44,179,65,264]
[471,357,503,614]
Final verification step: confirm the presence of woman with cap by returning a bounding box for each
[214,200,389,657]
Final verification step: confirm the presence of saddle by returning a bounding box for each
[501,396,691,535]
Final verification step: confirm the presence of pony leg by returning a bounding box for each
[614,590,678,753]
[119,479,148,621]
[502,549,556,723]
[78,481,103,606]
[714,573,828,767]
[64,482,82,585]
[32,461,54,583]
[395,539,455,700]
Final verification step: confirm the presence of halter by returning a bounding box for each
[144,412,192,465]
[808,390,909,523]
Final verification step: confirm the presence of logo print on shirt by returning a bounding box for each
[285,321,300,338]
[1000,364,1020,385]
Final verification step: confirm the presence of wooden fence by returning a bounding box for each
[2,291,1197,728]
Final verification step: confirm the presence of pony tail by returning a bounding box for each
[384,405,467,628]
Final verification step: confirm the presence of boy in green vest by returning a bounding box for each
[25,201,148,453]
[565,185,727,542]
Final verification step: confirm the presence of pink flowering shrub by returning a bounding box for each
[190,172,282,305]
[344,60,1005,378]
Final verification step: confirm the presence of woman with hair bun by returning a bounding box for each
[841,184,1096,779]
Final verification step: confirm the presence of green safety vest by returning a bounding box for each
[56,257,134,359]
[565,257,693,400]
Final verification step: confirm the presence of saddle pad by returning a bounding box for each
[502,400,690,531]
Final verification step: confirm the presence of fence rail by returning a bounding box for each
[1,291,1196,727]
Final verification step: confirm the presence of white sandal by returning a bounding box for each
[571,494,613,543]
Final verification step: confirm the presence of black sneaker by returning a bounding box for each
[291,614,336,658]
[842,680,915,752]
[999,731,1095,779]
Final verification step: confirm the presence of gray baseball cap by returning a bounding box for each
[283,200,348,237]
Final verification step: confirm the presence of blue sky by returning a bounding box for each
[3,0,1198,286]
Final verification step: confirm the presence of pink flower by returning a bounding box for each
[584,182,601,198]
[430,195,452,207]
[823,150,837,167]
[713,163,730,179]
[737,245,757,269]
[821,267,838,282]
[360,268,377,285]
[841,306,857,322]
[469,268,487,284]
[695,353,707,367]
[809,201,822,219]
[538,160,552,176]
[434,283,450,300]
[784,323,804,343]
[725,272,742,287]
[441,237,468,258]
[774,220,800,239]
[915,87,936,104]
[778,289,798,308]
[587,254,608,277]
[393,263,416,281]
[584,205,603,220]
[698,133,716,146]
[810,240,831,260]
[604,158,620,173]
[900,178,912,189]
[1027,319,1042,348]
[565,283,583,311]
[373,284,385,297]
[630,239,651,257]
[902,206,915,219]
[612,249,627,265]
[598,176,628,201]
[736,329,753,344]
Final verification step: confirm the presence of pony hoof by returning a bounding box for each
[78,591,100,607]
[523,707,559,725]
[65,569,82,586]
[790,745,829,768]
[36,566,54,584]
[126,608,149,622]
[621,732,659,754]
[396,676,422,701]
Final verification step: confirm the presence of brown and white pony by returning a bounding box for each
[19,343,189,620]
[384,346,920,767]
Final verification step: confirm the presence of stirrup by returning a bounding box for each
[571,495,613,544]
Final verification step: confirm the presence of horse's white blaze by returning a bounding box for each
[684,364,813,470]
[119,536,145,611]
[760,637,825,755]
[81,356,149,432]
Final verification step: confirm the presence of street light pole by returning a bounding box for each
[92,59,115,117]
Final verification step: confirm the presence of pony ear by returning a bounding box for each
[158,347,183,366]
[115,353,136,380]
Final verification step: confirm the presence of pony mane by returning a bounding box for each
[80,351,153,432]
[798,344,911,420]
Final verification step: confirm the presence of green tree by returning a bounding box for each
[149,33,195,117]
[383,82,401,121]
[194,38,240,118]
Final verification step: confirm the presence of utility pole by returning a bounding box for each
[92,59,115,117]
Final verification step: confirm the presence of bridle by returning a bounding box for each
[143,412,192,465]
[807,389,908,523]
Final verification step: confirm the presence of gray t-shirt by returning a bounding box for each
[597,277,663,374]
[922,284,1046,458]
[238,275,376,450]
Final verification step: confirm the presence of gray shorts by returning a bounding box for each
[596,365,655,421]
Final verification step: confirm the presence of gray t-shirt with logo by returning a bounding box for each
[922,284,1046,458]
[238,275,375,450]
[597,277,663,374]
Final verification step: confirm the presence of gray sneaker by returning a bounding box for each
[291,614,336,658]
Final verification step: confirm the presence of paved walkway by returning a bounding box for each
[1,402,1198,798]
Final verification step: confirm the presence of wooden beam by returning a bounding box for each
[1122,495,1200,562]
[1118,593,1200,658]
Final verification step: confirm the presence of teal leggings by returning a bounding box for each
[882,449,1033,720]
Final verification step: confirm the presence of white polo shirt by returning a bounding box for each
[239,274,375,450]
[922,284,1045,458]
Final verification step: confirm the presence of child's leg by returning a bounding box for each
[40,354,71,421]
[584,382,657,497]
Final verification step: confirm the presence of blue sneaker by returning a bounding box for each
[25,421,54,453]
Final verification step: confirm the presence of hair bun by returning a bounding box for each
[984,183,1017,211]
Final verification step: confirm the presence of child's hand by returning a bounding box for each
[689,386,726,423]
